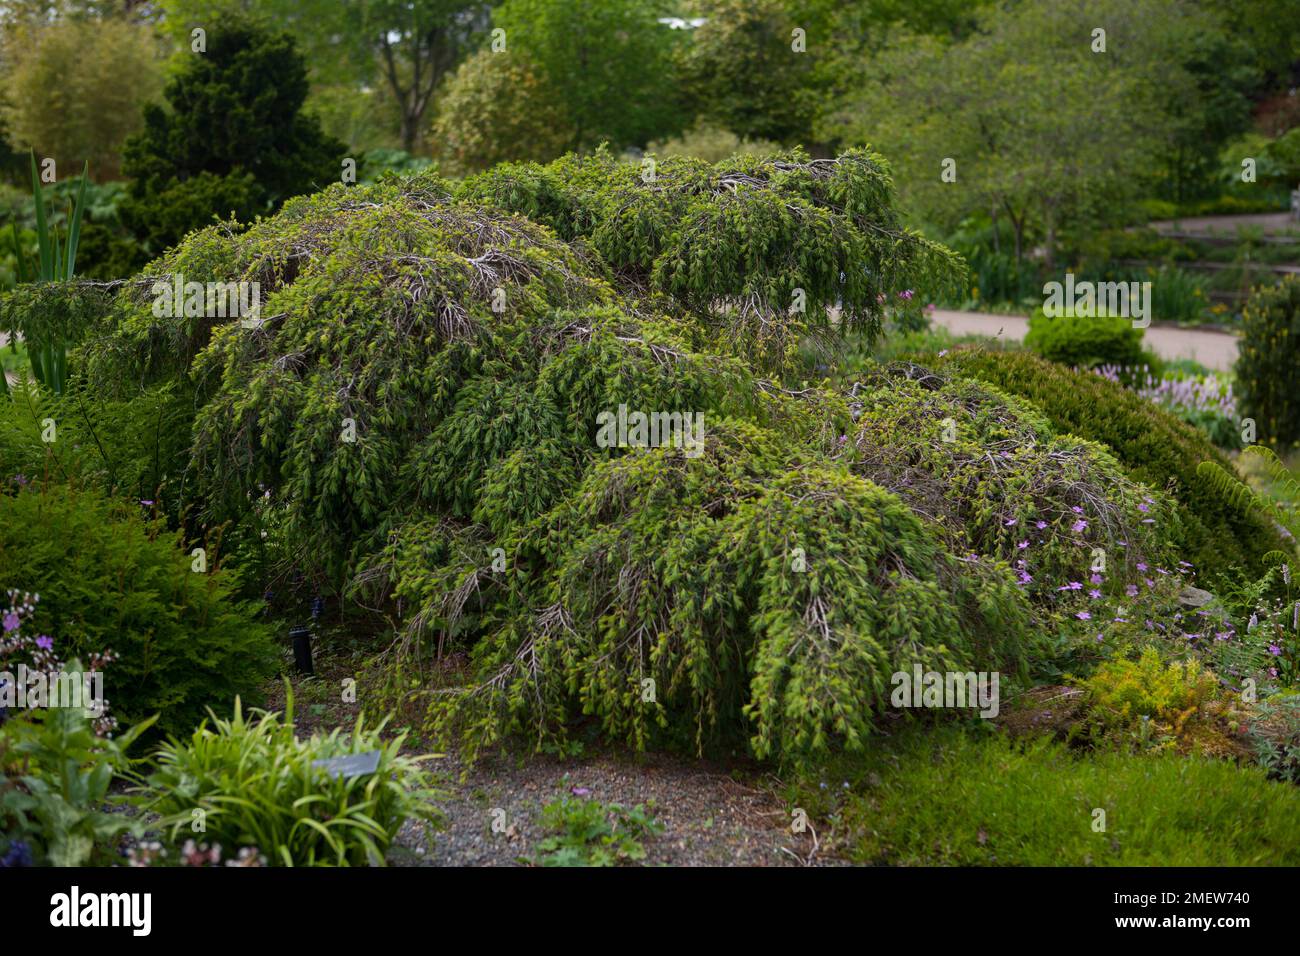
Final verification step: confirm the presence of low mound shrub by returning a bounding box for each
[933,349,1286,579]
[0,483,276,739]
[1236,274,1300,448]
[1023,307,1158,376]
[1072,648,1231,753]
[47,153,1204,765]
[396,420,1035,765]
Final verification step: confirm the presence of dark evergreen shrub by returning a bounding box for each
[119,15,345,254]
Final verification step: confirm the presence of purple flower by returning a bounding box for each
[1138,503,1149,513]
[1076,611,1092,620]
[1071,506,1084,514]
[1089,573,1104,585]
[1017,540,1029,550]
[571,786,592,796]
[1035,520,1047,530]
[1269,644,1283,657]
[2,612,18,633]
[1136,562,1148,572]
[1005,518,1018,526]
[1089,589,1102,599]
[35,635,53,651]
[1125,584,1139,597]
[1071,519,1087,533]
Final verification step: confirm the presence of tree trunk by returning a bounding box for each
[400,108,418,154]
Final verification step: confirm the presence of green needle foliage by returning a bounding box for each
[65,152,1182,766]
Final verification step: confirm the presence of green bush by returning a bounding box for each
[1023,308,1156,373]
[0,483,276,739]
[1235,274,1300,448]
[138,693,441,867]
[119,14,344,255]
[1074,648,1222,747]
[64,153,1179,767]
[1,692,154,867]
[935,349,1287,579]
[845,365,1178,600]
[826,726,1300,865]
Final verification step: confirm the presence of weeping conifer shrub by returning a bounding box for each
[67,151,1173,765]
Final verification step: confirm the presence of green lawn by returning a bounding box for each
[804,726,1300,866]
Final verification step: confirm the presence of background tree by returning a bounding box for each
[430,48,574,173]
[0,15,162,181]
[119,15,345,254]
[678,0,822,146]
[491,0,687,151]
[820,0,1202,267]
[157,0,492,154]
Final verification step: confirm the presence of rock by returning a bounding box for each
[1178,586,1215,609]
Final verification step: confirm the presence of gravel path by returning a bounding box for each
[1148,212,1299,236]
[931,308,1240,372]
[391,750,833,867]
[263,675,833,867]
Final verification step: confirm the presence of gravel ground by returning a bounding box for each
[391,750,836,867]
[263,661,839,867]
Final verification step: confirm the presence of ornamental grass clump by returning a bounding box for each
[139,692,441,867]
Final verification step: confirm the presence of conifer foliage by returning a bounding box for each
[72,151,1168,764]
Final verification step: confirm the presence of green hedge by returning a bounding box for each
[1023,307,1157,374]
[934,348,1286,579]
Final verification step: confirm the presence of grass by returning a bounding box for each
[797,726,1300,866]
